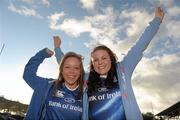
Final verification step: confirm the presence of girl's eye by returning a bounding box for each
[93,58,98,62]
[64,66,70,68]
[74,67,80,70]
[102,57,107,60]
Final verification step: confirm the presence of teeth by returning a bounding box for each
[99,66,105,69]
[68,75,75,78]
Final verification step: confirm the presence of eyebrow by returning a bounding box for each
[64,64,80,66]
[93,55,109,58]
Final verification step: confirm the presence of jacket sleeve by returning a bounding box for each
[82,72,89,120]
[23,48,53,90]
[122,17,161,77]
[54,47,64,64]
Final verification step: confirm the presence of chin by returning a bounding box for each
[99,72,107,75]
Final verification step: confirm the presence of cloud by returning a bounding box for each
[76,6,122,53]
[48,11,94,37]
[121,10,151,38]
[22,0,34,4]
[60,19,92,37]
[42,0,50,7]
[48,6,157,58]
[159,0,175,8]
[80,0,98,10]
[48,11,92,37]
[48,7,120,44]
[47,12,65,30]
[133,53,180,113]
[147,0,174,8]
[168,6,180,17]
[167,20,180,40]
[83,7,154,58]
[22,0,50,7]
[8,2,43,19]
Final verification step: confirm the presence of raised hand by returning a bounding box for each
[155,7,165,22]
[54,36,61,48]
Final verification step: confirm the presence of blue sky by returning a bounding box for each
[0,0,180,114]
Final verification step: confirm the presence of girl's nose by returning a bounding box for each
[98,59,103,65]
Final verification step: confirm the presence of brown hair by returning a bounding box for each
[54,52,84,99]
[88,45,118,95]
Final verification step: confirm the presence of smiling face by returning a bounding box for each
[91,49,111,75]
[62,57,81,89]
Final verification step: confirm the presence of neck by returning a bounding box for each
[64,83,79,91]
[100,74,107,78]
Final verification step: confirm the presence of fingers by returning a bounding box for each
[53,36,61,42]
[157,7,164,15]
[157,7,162,12]
[53,36,60,40]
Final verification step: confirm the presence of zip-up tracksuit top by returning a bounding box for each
[23,49,64,120]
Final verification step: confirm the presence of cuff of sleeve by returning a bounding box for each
[54,47,61,53]
[41,48,51,58]
[154,17,162,25]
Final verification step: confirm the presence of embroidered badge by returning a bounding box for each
[55,90,65,98]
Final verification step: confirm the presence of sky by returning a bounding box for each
[0,0,180,114]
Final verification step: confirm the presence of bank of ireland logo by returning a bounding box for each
[55,90,65,98]
[64,98,75,103]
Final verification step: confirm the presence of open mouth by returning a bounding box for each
[67,75,76,79]
[98,66,106,70]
